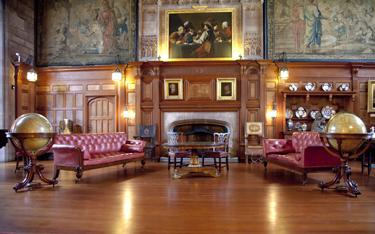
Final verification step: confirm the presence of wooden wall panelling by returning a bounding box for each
[129,61,144,136]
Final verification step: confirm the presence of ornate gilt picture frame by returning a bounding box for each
[368,80,375,112]
[164,8,236,61]
[217,78,236,101]
[164,78,183,100]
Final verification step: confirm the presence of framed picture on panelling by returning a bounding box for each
[165,8,235,61]
[368,80,375,112]
[164,78,183,100]
[217,78,236,101]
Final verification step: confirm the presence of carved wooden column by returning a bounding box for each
[128,62,144,135]
[351,63,362,117]
[149,61,163,160]
[118,65,128,133]
[237,60,250,160]
[256,60,273,138]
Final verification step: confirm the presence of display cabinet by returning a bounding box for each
[281,90,356,139]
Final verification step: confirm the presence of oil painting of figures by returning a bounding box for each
[267,0,375,60]
[168,12,232,60]
[37,0,136,66]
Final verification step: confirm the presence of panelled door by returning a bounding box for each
[87,97,116,133]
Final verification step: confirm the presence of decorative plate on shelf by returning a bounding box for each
[322,83,332,92]
[321,105,336,119]
[285,109,293,119]
[310,110,319,119]
[289,84,298,91]
[338,84,349,91]
[305,82,315,91]
[295,107,307,118]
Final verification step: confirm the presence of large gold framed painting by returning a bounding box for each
[36,0,137,66]
[165,8,235,60]
[267,0,375,61]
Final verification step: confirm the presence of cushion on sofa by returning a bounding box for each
[84,152,145,166]
[264,139,295,154]
[121,144,144,153]
[267,152,301,165]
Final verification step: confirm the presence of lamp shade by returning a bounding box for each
[27,68,37,82]
[270,109,277,118]
[112,67,122,81]
[279,66,289,80]
[123,106,129,119]
[270,100,277,118]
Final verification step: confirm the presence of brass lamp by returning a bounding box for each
[112,55,122,81]
[27,56,37,82]
[279,52,289,80]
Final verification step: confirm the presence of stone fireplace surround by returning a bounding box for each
[162,112,239,159]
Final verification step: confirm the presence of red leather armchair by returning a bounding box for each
[52,133,146,181]
[262,132,341,185]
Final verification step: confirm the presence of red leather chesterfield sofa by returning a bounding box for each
[52,133,146,181]
[262,132,341,185]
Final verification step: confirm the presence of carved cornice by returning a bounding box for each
[141,0,263,5]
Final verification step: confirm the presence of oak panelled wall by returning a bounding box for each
[12,61,375,162]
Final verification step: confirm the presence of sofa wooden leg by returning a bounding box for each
[75,167,83,182]
[263,161,268,171]
[302,173,307,186]
[53,166,60,180]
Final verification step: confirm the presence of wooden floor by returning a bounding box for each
[1,159,375,233]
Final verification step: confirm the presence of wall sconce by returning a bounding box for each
[112,55,122,82]
[123,101,129,119]
[27,56,37,82]
[271,100,277,138]
[279,52,289,80]
[270,100,277,118]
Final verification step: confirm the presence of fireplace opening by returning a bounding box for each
[172,124,227,156]
[173,124,227,142]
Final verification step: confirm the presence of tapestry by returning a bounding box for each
[267,0,375,61]
[36,0,137,66]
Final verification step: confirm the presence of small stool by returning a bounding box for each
[14,152,29,173]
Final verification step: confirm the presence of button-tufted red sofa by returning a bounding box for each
[52,133,146,181]
[262,131,341,185]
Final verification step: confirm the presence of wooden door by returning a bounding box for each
[88,97,116,133]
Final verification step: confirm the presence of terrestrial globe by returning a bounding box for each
[10,113,53,152]
[325,112,367,153]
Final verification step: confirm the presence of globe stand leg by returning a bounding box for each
[13,157,58,192]
[318,160,361,197]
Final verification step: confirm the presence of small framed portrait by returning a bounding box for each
[164,78,183,100]
[368,80,375,112]
[217,78,236,101]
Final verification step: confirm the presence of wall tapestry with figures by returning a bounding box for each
[267,0,375,61]
[36,0,137,66]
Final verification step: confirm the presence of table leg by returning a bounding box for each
[188,149,201,168]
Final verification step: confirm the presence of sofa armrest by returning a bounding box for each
[52,145,83,167]
[300,144,341,167]
[121,140,147,153]
[263,139,295,155]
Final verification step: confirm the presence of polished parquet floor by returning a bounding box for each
[1,159,375,234]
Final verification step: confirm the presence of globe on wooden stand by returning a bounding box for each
[6,113,57,192]
[318,112,372,197]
